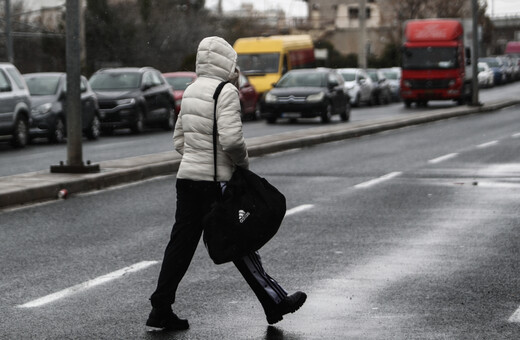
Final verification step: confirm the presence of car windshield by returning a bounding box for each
[24,75,60,95]
[89,72,141,90]
[402,47,458,70]
[481,58,500,67]
[367,72,378,81]
[237,53,280,75]
[276,72,326,88]
[165,76,193,91]
[381,71,399,80]
[339,72,356,81]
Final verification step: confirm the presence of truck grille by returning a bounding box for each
[408,79,452,89]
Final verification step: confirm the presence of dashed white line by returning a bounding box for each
[476,140,498,148]
[428,153,458,164]
[354,172,402,189]
[286,204,314,216]
[509,307,520,323]
[512,132,520,138]
[17,261,158,308]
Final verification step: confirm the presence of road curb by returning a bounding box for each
[1,100,518,210]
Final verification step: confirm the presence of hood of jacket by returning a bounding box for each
[195,36,237,82]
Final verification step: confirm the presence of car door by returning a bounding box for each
[239,73,257,114]
[151,70,172,120]
[141,71,159,119]
[358,72,371,101]
[80,76,97,129]
[0,70,15,133]
[327,72,343,114]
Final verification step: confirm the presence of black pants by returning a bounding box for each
[150,179,287,313]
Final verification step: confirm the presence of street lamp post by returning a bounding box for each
[50,0,99,174]
[470,0,482,106]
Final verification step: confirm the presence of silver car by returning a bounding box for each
[0,63,31,148]
[337,68,374,107]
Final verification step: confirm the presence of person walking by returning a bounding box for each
[146,36,306,331]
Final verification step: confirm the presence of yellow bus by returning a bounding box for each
[233,35,315,96]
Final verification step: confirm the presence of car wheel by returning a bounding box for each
[164,107,175,130]
[353,93,361,107]
[131,108,145,134]
[50,117,66,143]
[86,114,101,140]
[11,116,29,148]
[253,103,261,121]
[340,101,350,122]
[266,116,277,124]
[321,103,332,123]
[404,99,412,108]
[369,93,377,106]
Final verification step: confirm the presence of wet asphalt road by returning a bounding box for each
[1,104,520,339]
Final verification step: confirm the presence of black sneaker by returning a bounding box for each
[266,291,307,325]
[146,306,189,331]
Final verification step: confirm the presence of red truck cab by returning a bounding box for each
[400,19,473,107]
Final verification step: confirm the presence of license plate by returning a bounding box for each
[282,112,300,118]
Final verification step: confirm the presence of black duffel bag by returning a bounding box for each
[203,166,286,264]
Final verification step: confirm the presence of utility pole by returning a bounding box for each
[470,0,481,106]
[5,0,14,63]
[358,0,367,69]
[51,0,99,174]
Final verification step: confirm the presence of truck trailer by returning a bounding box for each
[400,19,473,107]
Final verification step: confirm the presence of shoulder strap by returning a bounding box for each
[212,81,229,182]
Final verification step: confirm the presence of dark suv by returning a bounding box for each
[0,63,31,147]
[89,67,176,134]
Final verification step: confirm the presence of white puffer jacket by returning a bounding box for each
[173,36,249,182]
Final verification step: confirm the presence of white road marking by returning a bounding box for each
[509,307,520,323]
[512,132,520,138]
[476,140,498,148]
[428,153,458,164]
[17,261,158,308]
[286,204,314,216]
[354,172,402,189]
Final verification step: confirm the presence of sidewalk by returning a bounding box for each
[1,100,518,210]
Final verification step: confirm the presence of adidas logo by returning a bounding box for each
[238,209,250,224]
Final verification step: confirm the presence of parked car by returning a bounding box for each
[162,71,196,118]
[477,62,494,88]
[23,72,100,143]
[238,72,259,120]
[366,68,392,105]
[379,67,401,101]
[0,63,31,147]
[89,67,175,134]
[480,57,507,85]
[261,68,350,124]
[337,68,373,107]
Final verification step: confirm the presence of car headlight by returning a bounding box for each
[116,98,136,106]
[32,103,53,116]
[265,93,277,103]
[306,92,325,103]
